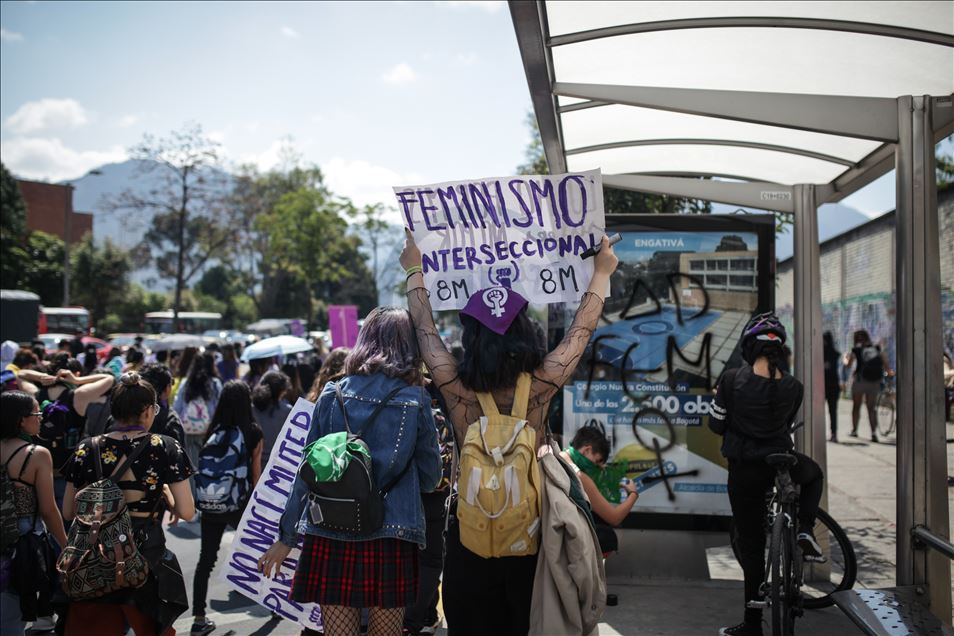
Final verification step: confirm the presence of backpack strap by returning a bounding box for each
[474,391,499,418]
[91,435,151,485]
[334,384,405,437]
[511,373,532,419]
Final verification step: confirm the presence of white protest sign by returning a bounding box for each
[220,397,322,632]
[394,169,605,310]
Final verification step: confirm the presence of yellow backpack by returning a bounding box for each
[457,372,541,558]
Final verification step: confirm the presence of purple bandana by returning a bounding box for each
[460,287,529,335]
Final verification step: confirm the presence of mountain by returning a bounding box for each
[64,159,232,289]
[710,202,872,260]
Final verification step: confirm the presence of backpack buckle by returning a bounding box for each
[491,447,504,466]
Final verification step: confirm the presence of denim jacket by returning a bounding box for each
[279,373,442,548]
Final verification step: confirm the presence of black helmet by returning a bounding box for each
[740,311,787,364]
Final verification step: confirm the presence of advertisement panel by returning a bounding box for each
[559,214,775,520]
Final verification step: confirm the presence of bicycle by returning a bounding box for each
[875,373,896,437]
[730,454,858,635]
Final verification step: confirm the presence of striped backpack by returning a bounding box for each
[456,372,542,558]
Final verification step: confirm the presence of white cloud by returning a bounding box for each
[117,114,139,128]
[207,130,227,143]
[381,62,417,85]
[322,157,424,216]
[281,26,300,39]
[1,27,24,42]
[435,1,504,12]
[0,137,126,182]
[4,98,88,134]
[237,138,306,172]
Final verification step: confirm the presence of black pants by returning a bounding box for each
[826,392,839,438]
[192,511,242,617]
[442,507,537,636]
[404,490,448,632]
[727,452,824,619]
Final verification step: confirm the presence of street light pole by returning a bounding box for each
[64,184,73,305]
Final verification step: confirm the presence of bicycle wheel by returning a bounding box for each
[801,508,858,609]
[876,392,896,437]
[769,512,786,636]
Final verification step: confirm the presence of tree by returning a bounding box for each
[18,232,65,305]
[517,110,711,215]
[938,136,954,192]
[350,203,404,304]
[255,183,376,323]
[69,235,132,327]
[1,162,28,289]
[109,124,233,331]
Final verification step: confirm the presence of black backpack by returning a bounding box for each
[38,392,82,472]
[298,384,410,535]
[859,345,884,381]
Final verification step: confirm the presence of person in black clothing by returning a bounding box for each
[710,312,825,636]
[823,332,842,443]
[190,380,264,636]
[139,363,186,445]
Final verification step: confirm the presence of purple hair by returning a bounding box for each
[343,306,423,385]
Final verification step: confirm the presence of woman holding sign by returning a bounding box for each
[400,229,618,636]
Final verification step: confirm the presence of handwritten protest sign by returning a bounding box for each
[221,397,322,632]
[394,169,605,310]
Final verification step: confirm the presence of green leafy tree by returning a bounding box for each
[1,162,28,289]
[255,184,376,323]
[195,264,253,328]
[69,235,132,327]
[109,124,234,332]
[19,232,65,305]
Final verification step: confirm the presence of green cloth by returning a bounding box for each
[302,432,370,482]
[567,446,627,504]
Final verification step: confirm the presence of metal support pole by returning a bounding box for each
[791,185,828,490]
[895,95,950,620]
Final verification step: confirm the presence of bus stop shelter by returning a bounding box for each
[510,0,954,622]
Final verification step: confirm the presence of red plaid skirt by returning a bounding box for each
[290,535,419,608]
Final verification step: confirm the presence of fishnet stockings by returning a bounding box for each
[320,606,406,636]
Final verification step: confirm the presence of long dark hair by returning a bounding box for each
[184,352,218,402]
[823,331,838,356]
[111,372,157,424]
[343,306,423,385]
[1,391,35,439]
[175,346,199,379]
[83,344,98,374]
[852,329,871,348]
[458,311,544,392]
[205,380,256,446]
[308,347,349,400]
[252,370,289,412]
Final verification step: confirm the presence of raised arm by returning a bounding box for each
[530,236,618,405]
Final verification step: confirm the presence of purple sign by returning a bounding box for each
[289,319,305,338]
[328,305,359,348]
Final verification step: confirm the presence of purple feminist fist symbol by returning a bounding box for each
[482,288,509,318]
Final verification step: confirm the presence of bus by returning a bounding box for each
[39,306,91,335]
[144,311,222,335]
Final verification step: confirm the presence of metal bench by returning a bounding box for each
[832,526,954,636]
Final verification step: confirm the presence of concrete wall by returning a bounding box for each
[777,187,954,367]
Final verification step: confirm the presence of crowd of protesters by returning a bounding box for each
[0,332,357,636]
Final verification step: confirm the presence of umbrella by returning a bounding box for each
[241,335,314,362]
[150,334,208,352]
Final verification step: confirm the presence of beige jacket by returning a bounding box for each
[530,443,607,636]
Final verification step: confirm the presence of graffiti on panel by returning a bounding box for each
[563,228,769,517]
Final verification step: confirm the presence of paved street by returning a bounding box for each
[163,396,952,635]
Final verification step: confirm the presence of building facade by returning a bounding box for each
[17,179,93,244]
[777,187,954,370]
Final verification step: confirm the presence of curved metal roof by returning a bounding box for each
[510,1,954,208]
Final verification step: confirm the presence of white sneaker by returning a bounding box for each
[28,616,56,632]
[798,532,827,563]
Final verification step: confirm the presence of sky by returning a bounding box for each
[0,0,947,221]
